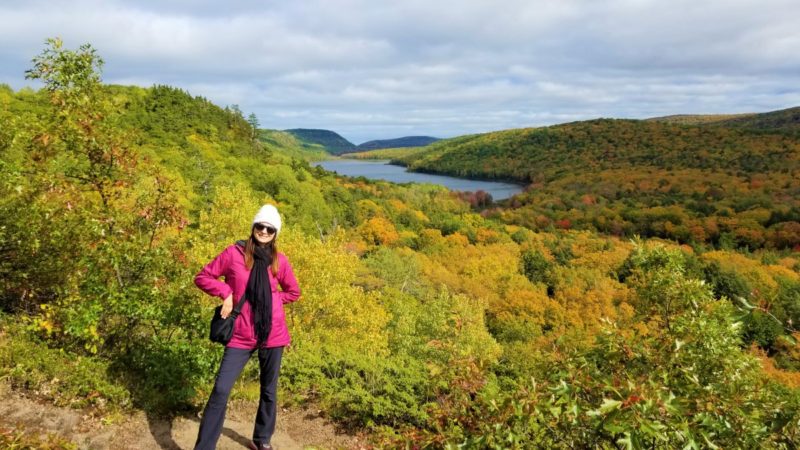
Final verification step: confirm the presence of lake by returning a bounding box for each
[315,159,525,201]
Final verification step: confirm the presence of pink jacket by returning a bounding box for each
[195,244,301,349]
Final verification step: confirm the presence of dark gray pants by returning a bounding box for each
[194,346,283,450]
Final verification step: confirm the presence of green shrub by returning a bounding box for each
[520,249,552,285]
[0,318,130,411]
[108,337,219,414]
[743,310,785,349]
[282,345,431,428]
[704,260,752,301]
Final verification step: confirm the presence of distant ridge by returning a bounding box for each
[393,105,800,183]
[257,129,330,161]
[646,113,754,125]
[284,128,355,155]
[357,136,440,151]
[648,107,800,134]
[711,106,800,134]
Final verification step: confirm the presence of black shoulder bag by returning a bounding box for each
[209,294,246,345]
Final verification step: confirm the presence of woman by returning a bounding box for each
[194,204,301,450]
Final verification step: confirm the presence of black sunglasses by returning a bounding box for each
[254,223,277,235]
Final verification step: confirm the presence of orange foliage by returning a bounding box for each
[752,344,800,389]
[777,257,798,270]
[475,228,501,244]
[359,217,399,246]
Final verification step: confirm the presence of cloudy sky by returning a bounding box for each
[2,0,799,144]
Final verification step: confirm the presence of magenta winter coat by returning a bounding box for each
[195,244,301,349]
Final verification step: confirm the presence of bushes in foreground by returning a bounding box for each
[385,245,800,448]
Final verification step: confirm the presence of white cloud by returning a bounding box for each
[1,0,799,143]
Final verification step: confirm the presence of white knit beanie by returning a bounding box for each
[252,204,282,235]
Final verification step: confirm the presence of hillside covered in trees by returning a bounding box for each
[392,117,800,251]
[1,40,800,448]
[649,107,800,135]
[356,135,439,151]
[284,128,356,154]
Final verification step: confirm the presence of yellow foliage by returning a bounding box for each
[551,266,632,334]
[413,209,430,223]
[569,234,632,273]
[445,290,502,365]
[422,243,525,304]
[387,198,406,211]
[188,183,264,264]
[281,230,390,357]
[765,264,799,282]
[355,199,384,221]
[702,251,780,298]
[445,232,470,247]
[358,216,400,246]
[490,288,552,328]
[416,228,444,252]
[737,208,772,225]
[397,230,419,247]
[752,344,800,389]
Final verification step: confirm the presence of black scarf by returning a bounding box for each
[246,244,273,347]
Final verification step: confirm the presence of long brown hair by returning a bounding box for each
[244,230,280,275]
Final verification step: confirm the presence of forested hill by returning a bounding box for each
[398,117,800,182]
[258,129,330,161]
[396,116,800,250]
[107,84,253,145]
[649,106,800,135]
[284,128,355,154]
[646,113,755,125]
[357,135,439,150]
[713,106,800,134]
[103,85,331,161]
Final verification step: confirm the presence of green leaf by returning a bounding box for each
[682,437,699,450]
[599,398,623,414]
[701,431,720,449]
[778,333,798,346]
[735,296,756,310]
[589,398,623,417]
[616,432,633,450]
[604,422,626,434]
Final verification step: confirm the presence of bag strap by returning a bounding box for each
[231,294,247,316]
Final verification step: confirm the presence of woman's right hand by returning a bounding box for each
[221,294,233,318]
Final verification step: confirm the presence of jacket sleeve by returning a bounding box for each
[195,247,234,301]
[278,255,301,304]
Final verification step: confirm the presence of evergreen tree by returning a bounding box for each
[247,112,260,140]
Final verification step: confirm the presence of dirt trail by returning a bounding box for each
[0,384,363,449]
